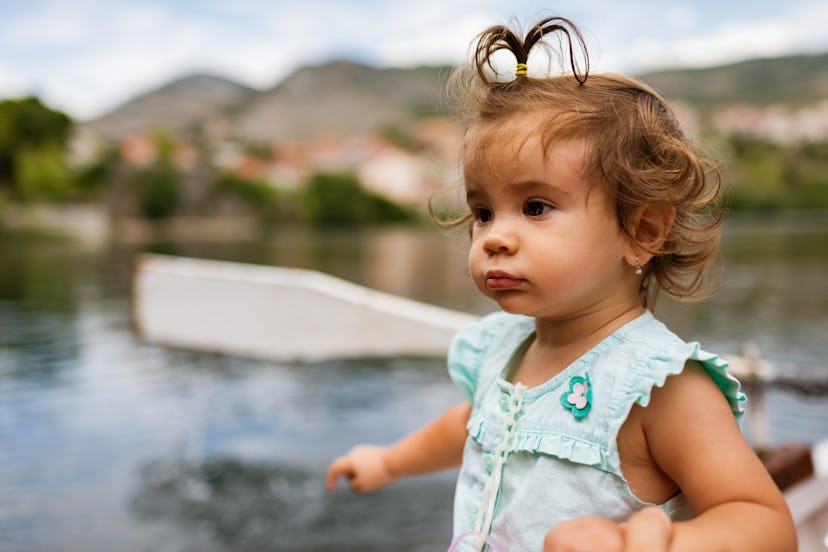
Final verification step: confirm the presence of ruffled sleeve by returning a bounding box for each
[447,312,514,402]
[687,344,746,420]
[603,339,746,474]
[632,341,746,421]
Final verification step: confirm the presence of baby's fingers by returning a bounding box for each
[624,507,672,552]
[325,456,354,491]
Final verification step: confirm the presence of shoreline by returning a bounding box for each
[3,201,828,246]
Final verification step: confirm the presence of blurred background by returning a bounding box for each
[1,1,827,550]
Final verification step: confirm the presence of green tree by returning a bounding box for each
[73,147,118,199]
[302,172,418,226]
[0,97,72,196]
[724,136,828,210]
[15,144,74,201]
[131,129,183,219]
[139,158,180,219]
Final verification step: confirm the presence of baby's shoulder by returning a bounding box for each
[601,313,745,420]
[645,359,736,417]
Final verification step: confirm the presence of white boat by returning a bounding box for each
[131,253,475,362]
[131,253,828,550]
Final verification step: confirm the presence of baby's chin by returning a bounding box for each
[488,296,534,316]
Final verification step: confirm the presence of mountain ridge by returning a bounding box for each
[229,61,453,143]
[639,51,828,107]
[84,51,828,142]
[87,73,258,139]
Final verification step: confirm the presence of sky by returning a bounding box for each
[1,0,827,121]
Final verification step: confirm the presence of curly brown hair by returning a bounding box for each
[438,16,724,308]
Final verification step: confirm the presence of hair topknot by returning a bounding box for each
[439,15,725,308]
[473,16,589,85]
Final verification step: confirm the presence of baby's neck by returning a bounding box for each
[507,303,646,388]
[536,304,644,347]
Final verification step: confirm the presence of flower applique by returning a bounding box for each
[561,373,592,419]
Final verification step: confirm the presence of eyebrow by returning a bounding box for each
[512,179,570,194]
[465,179,570,201]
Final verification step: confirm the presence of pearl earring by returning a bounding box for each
[634,256,643,276]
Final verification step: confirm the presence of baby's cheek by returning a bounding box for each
[467,251,487,286]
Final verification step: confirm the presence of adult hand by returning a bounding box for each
[543,516,624,551]
[624,507,673,551]
[543,507,672,552]
[325,444,397,493]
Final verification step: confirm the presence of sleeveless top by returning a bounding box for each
[447,310,745,551]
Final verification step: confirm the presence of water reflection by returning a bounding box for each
[132,457,454,551]
[656,214,828,369]
[0,214,826,551]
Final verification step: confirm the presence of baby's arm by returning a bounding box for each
[544,362,797,552]
[326,401,471,493]
[645,362,797,551]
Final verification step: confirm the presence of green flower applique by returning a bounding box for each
[561,373,592,419]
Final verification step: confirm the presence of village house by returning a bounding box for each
[709,101,828,143]
[212,118,465,208]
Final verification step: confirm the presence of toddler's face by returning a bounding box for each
[463,125,638,320]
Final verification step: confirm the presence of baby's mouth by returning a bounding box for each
[485,270,525,290]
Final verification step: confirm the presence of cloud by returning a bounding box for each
[0,0,826,119]
[0,1,91,49]
[588,0,828,73]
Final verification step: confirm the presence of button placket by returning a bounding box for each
[498,393,510,412]
[473,383,527,549]
[483,453,495,474]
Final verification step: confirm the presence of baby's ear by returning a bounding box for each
[627,202,676,260]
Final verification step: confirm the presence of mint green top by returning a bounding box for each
[447,310,745,551]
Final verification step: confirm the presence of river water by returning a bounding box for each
[0,213,826,551]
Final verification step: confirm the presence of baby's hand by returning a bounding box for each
[325,444,397,493]
[543,507,672,552]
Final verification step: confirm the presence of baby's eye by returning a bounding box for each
[472,206,493,223]
[523,200,553,217]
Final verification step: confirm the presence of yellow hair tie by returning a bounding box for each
[515,63,528,76]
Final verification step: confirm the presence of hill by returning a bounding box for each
[87,73,257,139]
[84,52,828,142]
[228,61,452,143]
[638,52,828,107]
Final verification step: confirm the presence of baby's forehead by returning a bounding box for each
[464,117,539,149]
[463,120,586,172]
